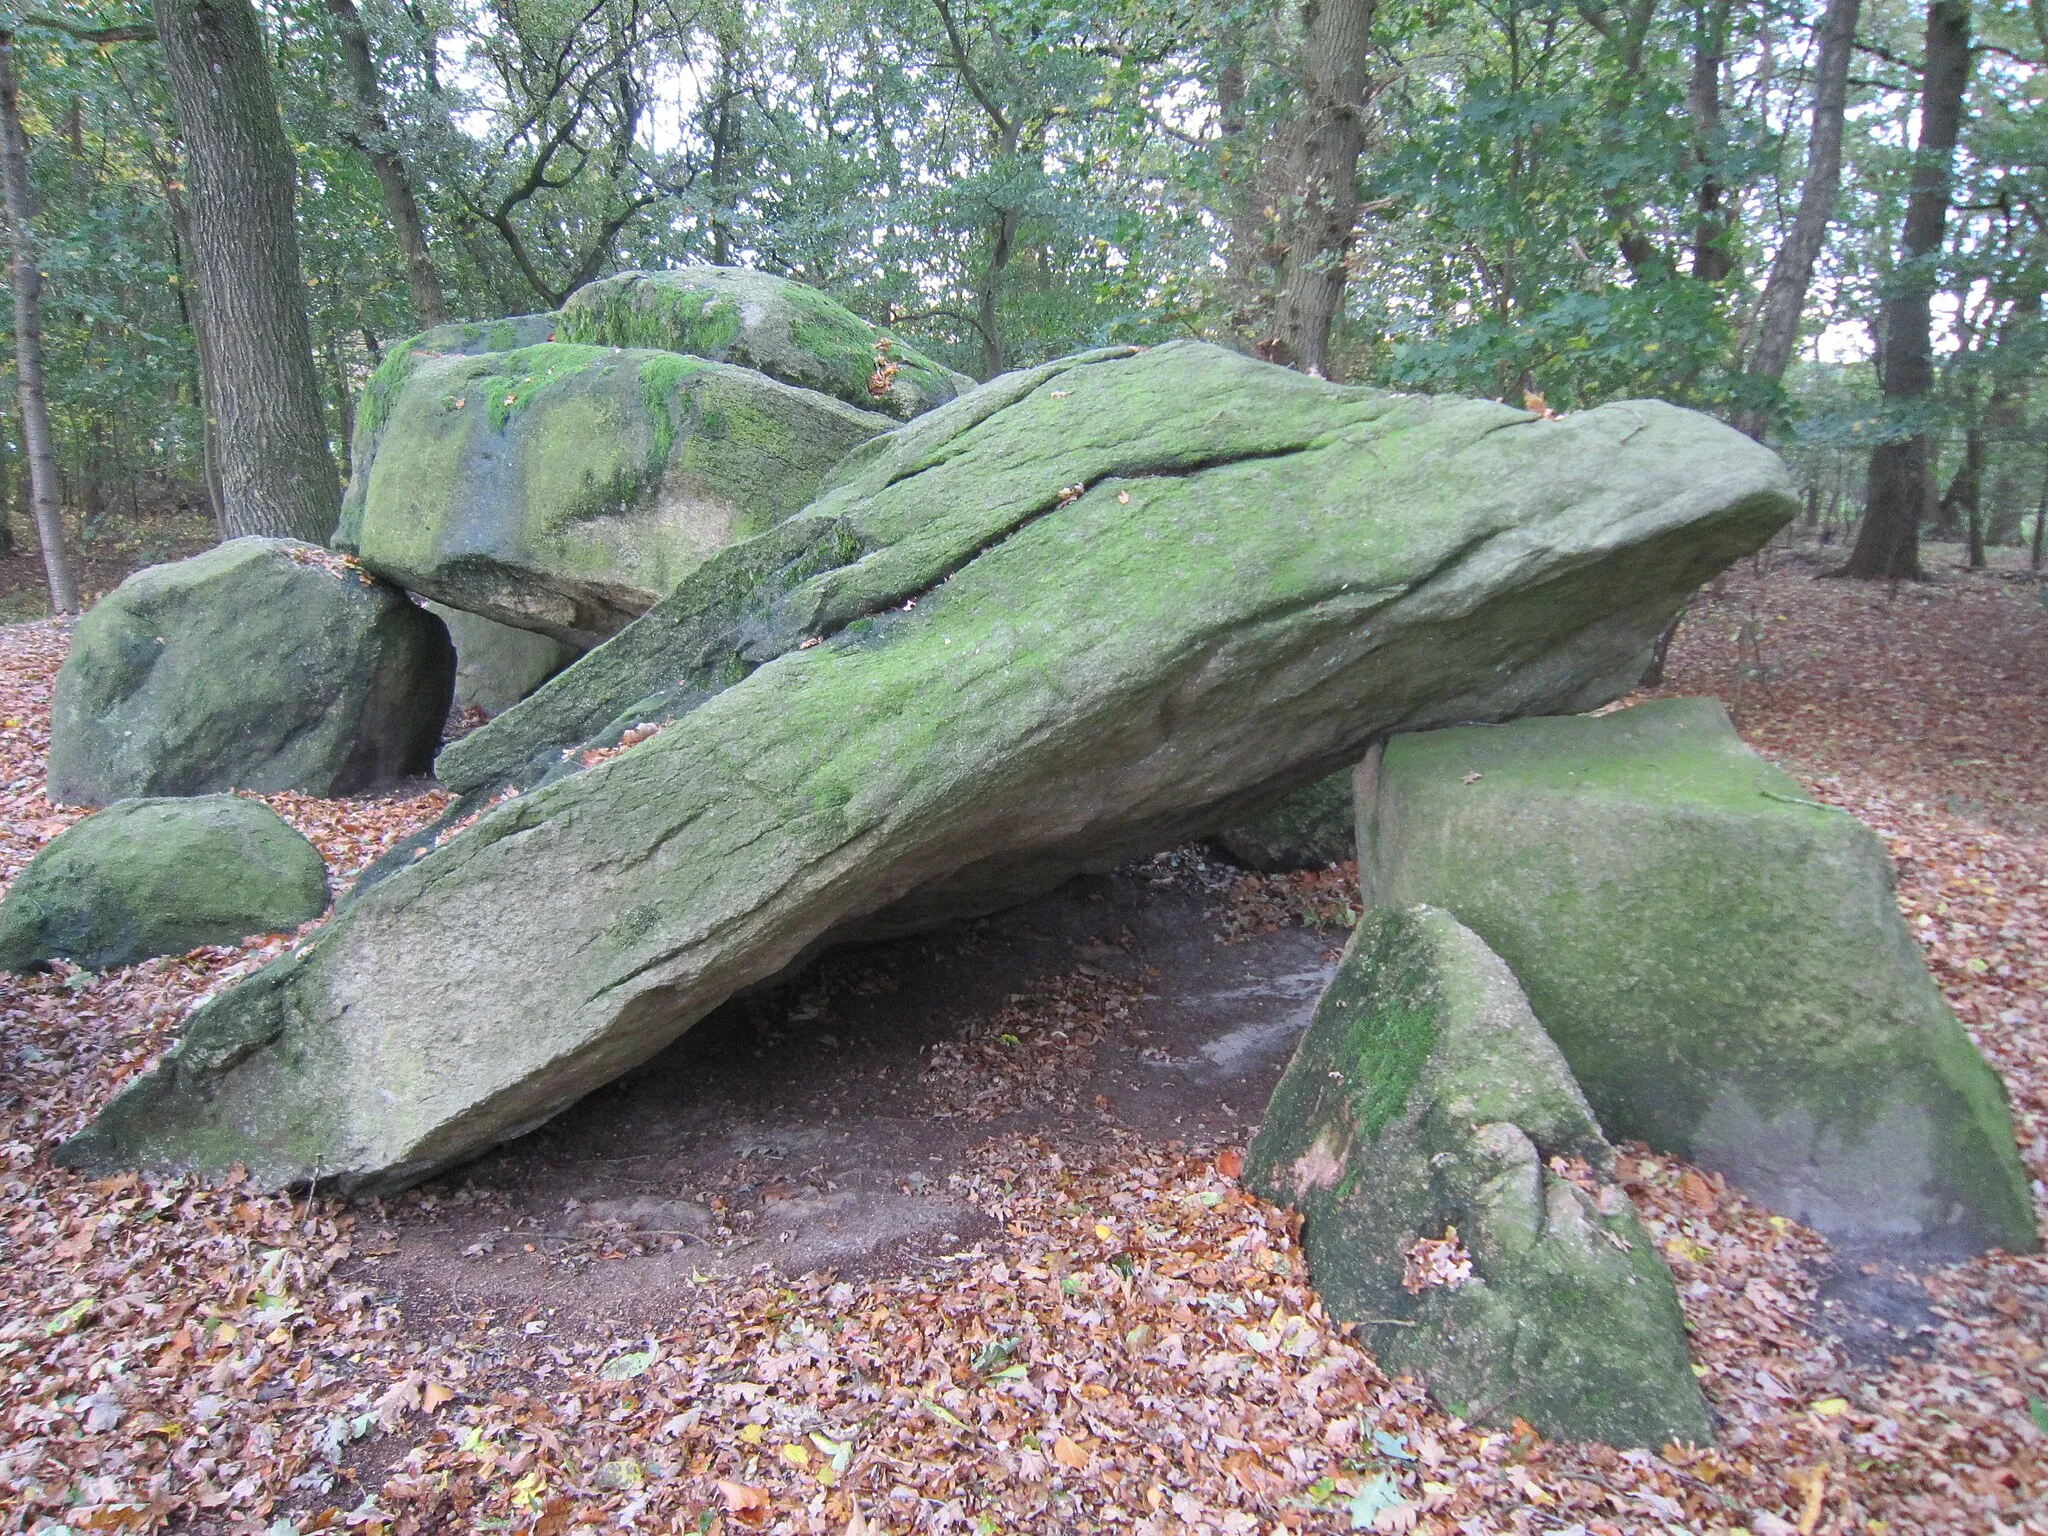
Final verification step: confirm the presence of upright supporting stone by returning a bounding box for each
[1248,905,1711,1447]
[1356,698,2037,1256]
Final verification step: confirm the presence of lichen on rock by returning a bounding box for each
[343,343,891,647]
[46,538,452,806]
[557,267,971,420]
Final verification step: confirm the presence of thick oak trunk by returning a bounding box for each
[1268,0,1376,378]
[155,0,339,543]
[0,31,79,613]
[1844,0,1970,580]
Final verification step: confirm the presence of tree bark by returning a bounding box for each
[2035,450,2047,571]
[1843,0,1970,581]
[1738,0,1860,437]
[973,117,1023,379]
[1937,418,1984,560]
[324,325,354,480]
[1268,0,1376,378]
[325,0,447,328]
[0,411,14,556]
[155,0,340,544]
[705,30,739,267]
[163,189,225,521]
[0,31,79,613]
[1687,0,1735,283]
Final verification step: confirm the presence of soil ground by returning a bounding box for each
[0,508,214,624]
[1,534,2044,1536]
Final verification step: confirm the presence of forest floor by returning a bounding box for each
[0,536,2044,1536]
[0,509,215,626]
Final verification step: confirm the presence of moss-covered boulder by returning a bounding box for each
[1358,698,2038,1257]
[558,267,972,421]
[426,603,579,717]
[0,796,328,972]
[1247,906,1710,1447]
[47,539,453,807]
[335,314,560,548]
[1214,770,1356,870]
[60,341,1796,1192]
[341,343,891,647]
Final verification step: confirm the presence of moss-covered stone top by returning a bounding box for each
[1378,696,1819,814]
[338,313,561,549]
[347,341,888,646]
[557,267,967,420]
[0,795,329,973]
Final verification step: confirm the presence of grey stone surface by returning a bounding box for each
[426,603,580,716]
[47,539,452,806]
[1357,698,2038,1256]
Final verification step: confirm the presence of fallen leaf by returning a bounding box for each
[717,1480,772,1526]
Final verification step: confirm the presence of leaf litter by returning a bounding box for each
[0,538,2043,1534]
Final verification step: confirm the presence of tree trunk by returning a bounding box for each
[1843,0,1969,580]
[705,32,739,266]
[1268,0,1376,378]
[1687,0,1735,283]
[1216,45,1275,342]
[2035,451,2047,571]
[0,31,80,613]
[1738,0,1860,437]
[156,0,340,544]
[974,135,1020,379]
[166,193,226,522]
[1937,420,1984,560]
[325,326,354,480]
[0,412,14,557]
[325,0,448,329]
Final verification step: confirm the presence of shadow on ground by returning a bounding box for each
[355,853,1341,1325]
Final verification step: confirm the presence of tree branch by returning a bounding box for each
[19,13,155,43]
[931,0,1010,136]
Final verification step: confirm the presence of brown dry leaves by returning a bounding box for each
[1,543,2046,1534]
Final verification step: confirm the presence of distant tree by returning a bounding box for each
[323,0,448,328]
[0,27,79,612]
[1844,0,1971,580]
[1738,0,1861,438]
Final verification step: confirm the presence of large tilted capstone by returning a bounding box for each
[1357,698,2038,1256]
[1246,905,1712,1448]
[0,796,329,972]
[336,343,891,648]
[46,538,453,806]
[557,267,973,421]
[60,341,1796,1192]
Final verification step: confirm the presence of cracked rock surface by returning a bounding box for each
[62,341,1794,1192]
